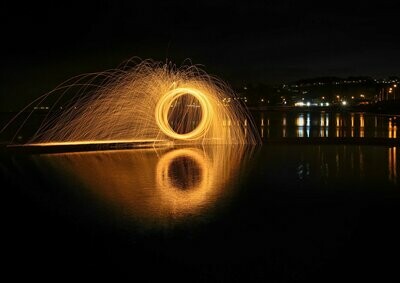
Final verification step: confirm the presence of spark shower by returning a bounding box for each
[3,59,260,146]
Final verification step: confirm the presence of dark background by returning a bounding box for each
[1,0,399,110]
[3,145,400,282]
[1,2,400,280]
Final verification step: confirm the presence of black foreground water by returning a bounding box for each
[1,142,399,282]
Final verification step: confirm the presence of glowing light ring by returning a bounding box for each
[156,148,214,207]
[4,60,261,145]
[155,87,213,140]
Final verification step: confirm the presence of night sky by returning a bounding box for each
[1,0,399,110]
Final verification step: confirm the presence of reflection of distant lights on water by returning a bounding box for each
[297,128,304,137]
[359,114,365,137]
[388,119,397,139]
[297,116,305,127]
[351,121,354,137]
[389,147,397,184]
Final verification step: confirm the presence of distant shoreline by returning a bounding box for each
[248,102,400,116]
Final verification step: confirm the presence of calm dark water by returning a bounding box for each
[253,111,398,139]
[1,110,399,143]
[1,142,399,281]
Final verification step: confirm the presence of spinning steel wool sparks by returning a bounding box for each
[3,59,259,146]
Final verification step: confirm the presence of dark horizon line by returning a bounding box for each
[235,75,400,87]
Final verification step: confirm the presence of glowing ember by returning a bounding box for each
[3,59,260,145]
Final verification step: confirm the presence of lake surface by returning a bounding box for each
[252,110,398,139]
[1,110,399,143]
[1,110,399,281]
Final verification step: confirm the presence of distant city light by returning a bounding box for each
[295,101,331,107]
[342,101,347,106]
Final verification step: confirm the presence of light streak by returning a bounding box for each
[155,87,213,140]
[3,59,260,146]
[34,145,255,224]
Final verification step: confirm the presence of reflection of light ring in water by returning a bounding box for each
[155,87,213,140]
[156,148,214,210]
